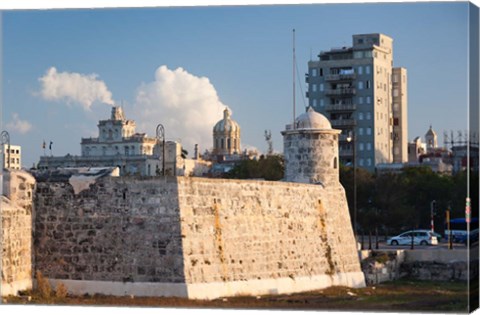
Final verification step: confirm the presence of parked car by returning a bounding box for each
[387,230,438,246]
[456,229,479,247]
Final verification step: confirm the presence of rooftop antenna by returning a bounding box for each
[292,29,296,129]
[264,130,273,155]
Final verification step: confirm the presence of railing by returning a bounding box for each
[325,73,356,81]
[325,104,356,112]
[325,88,356,96]
[330,119,357,127]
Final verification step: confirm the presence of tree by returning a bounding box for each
[225,154,284,181]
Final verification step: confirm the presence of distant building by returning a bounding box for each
[407,137,426,163]
[205,108,259,176]
[451,145,479,174]
[37,107,210,176]
[425,125,438,153]
[307,33,408,171]
[2,144,21,170]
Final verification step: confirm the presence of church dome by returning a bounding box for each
[295,106,332,130]
[213,108,240,133]
[425,125,436,136]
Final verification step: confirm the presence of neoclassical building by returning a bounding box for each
[37,107,210,176]
[212,108,241,157]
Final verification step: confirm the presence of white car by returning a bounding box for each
[388,230,438,246]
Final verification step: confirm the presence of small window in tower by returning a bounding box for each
[333,157,337,169]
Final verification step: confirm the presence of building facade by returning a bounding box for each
[37,107,210,176]
[2,144,21,170]
[306,33,408,171]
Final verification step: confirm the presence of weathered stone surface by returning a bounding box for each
[32,175,364,298]
[1,170,36,296]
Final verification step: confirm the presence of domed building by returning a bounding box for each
[212,108,241,157]
[282,106,341,186]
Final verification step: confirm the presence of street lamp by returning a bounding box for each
[346,130,357,244]
[156,124,165,176]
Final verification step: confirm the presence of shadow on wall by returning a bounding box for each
[33,172,187,296]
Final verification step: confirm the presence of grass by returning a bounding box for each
[3,279,469,312]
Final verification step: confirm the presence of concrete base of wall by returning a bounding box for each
[1,279,32,296]
[188,272,366,300]
[48,272,365,300]
[47,279,189,298]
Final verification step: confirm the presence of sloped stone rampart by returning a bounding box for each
[33,176,364,299]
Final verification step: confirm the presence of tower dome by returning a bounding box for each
[295,106,332,130]
[282,107,341,186]
[213,108,241,156]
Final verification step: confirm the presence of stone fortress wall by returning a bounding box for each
[31,174,364,299]
[1,170,35,296]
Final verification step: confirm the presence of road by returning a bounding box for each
[358,239,470,251]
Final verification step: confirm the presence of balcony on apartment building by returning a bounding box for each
[330,118,357,127]
[325,87,356,96]
[325,104,357,112]
[325,73,357,82]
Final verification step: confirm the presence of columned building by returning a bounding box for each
[306,33,408,171]
[37,107,210,176]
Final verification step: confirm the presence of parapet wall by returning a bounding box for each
[1,170,35,296]
[33,175,364,299]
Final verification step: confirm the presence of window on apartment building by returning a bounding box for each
[312,69,318,77]
[312,99,317,107]
[394,147,400,155]
[319,83,324,91]
[358,66,363,75]
[393,89,399,97]
[359,96,364,104]
[359,158,364,166]
[320,99,325,107]
[312,84,317,92]
[394,118,399,126]
[366,112,372,120]
[359,143,364,151]
[367,127,372,135]
[358,81,363,90]
[393,74,399,83]
[366,80,371,89]
[366,96,371,104]
[366,65,371,74]
[365,51,372,58]
[358,112,364,120]
[367,158,372,166]
[367,143,372,151]
[393,103,399,111]
[359,128,364,135]
[354,51,363,59]
[319,68,323,76]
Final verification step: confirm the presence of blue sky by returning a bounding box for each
[1,2,472,167]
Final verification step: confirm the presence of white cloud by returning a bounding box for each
[38,67,114,110]
[6,113,33,134]
[134,65,227,154]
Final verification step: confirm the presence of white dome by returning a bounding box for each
[213,108,240,133]
[295,107,332,130]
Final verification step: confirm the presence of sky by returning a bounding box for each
[0,1,473,168]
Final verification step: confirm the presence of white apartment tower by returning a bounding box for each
[307,33,408,171]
